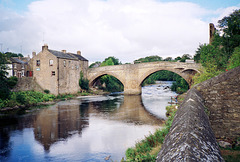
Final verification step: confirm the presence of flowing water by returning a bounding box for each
[0,81,176,161]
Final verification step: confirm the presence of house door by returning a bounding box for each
[17,72,21,78]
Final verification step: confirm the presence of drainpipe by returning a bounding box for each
[57,58,60,95]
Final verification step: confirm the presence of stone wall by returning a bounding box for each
[12,77,44,93]
[196,66,240,140]
[157,66,240,161]
[156,88,224,161]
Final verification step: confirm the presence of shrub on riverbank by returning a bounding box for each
[0,91,56,108]
[125,105,177,161]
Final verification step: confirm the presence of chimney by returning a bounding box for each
[62,50,66,53]
[77,51,81,55]
[32,52,36,58]
[42,44,48,51]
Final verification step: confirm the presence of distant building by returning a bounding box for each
[8,57,31,78]
[32,44,88,95]
[185,59,195,63]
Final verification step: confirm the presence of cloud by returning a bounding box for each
[0,0,238,63]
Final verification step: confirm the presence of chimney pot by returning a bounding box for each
[62,50,66,53]
[32,51,36,57]
[77,51,81,55]
[42,44,48,51]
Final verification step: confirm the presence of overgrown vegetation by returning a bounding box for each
[79,71,89,91]
[0,91,56,108]
[0,52,19,100]
[125,105,177,161]
[193,9,240,85]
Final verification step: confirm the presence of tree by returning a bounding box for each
[180,54,191,62]
[101,56,121,66]
[218,9,240,55]
[89,61,101,68]
[79,71,89,91]
[0,52,10,99]
[163,57,173,61]
[134,55,162,63]
[227,47,240,70]
[5,52,23,58]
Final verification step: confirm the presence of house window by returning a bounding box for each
[22,70,24,77]
[68,61,71,67]
[63,60,66,67]
[14,64,17,69]
[36,60,40,66]
[49,60,53,66]
[51,71,55,76]
[22,64,24,69]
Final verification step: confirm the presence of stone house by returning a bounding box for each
[8,57,31,78]
[32,44,88,95]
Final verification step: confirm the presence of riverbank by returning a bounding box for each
[125,104,178,161]
[0,89,109,112]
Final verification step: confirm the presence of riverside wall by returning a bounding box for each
[157,66,240,161]
[156,88,224,161]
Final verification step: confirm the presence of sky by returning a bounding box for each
[0,0,239,63]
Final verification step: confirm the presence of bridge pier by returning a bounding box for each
[124,85,142,95]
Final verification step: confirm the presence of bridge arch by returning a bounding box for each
[138,68,196,87]
[88,71,125,88]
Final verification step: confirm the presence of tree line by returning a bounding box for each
[193,9,240,84]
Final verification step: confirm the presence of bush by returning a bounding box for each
[44,89,50,94]
[79,71,89,91]
[6,76,18,89]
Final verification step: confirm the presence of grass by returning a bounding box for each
[125,105,177,161]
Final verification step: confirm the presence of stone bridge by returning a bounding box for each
[87,61,202,95]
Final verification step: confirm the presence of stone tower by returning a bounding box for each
[209,23,216,44]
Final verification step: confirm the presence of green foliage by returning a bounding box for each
[100,56,121,66]
[142,70,189,94]
[180,54,191,62]
[125,106,177,161]
[134,55,162,63]
[0,52,10,100]
[163,57,173,61]
[79,71,89,91]
[44,89,50,94]
[227,47,240,70]
[171,77,189,94]
[89,61,101,68]
[0,91,56,108]
[193,10,240,84]
[100,75,123,92]
[6,76,18,89]
[193,66,222,85]
[5,52,23,58]
[218,9,240,55]
[93,57,124,92]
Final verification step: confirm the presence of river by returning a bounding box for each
[0,81,177,161]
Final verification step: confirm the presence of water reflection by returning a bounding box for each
[33,100,89,151]
[0,82,175,161]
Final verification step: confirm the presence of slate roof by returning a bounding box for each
[70,53,88,61]
[10,57,28,64]
[48,49,88,61]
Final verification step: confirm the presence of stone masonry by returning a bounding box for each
[196,66,240,140]
[88,61,202,95]
[157,66,240,161]
[156,88,224,161]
